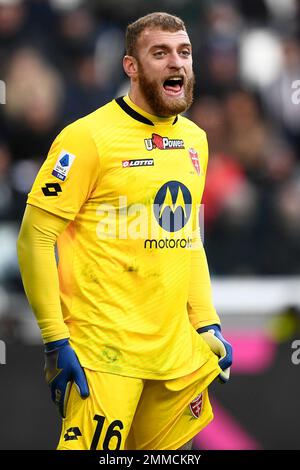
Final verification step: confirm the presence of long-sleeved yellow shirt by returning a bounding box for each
[18,95,220,380]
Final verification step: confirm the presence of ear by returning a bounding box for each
[123,55,138,79]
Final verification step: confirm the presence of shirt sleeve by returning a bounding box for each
[187,129,220,329]
[27,118,100,220]
[187,244,221,329]
[17,204,71,343]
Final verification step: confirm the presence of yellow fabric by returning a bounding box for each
[17,205,70,342]
[57,360,219,450]
[188,247,220,329]
[23,95,220,379]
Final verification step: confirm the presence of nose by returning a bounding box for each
[167,51,183,69]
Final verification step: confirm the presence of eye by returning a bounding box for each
[153,50,166,58]
[180,50,191,56]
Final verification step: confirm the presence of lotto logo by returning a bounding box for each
[122,159,154,167]
[42,183,62,196]
[64,427,82,441]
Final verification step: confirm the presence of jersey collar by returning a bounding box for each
[115,95,178,126]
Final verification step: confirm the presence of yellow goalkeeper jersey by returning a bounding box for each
[27,95,220,379]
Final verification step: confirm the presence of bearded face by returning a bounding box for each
[125,29,195,117]
[137,59,195,117]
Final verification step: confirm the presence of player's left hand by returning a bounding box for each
[197,324,233,383]
[44,338,89,417]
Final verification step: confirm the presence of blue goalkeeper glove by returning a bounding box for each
[197,324,233,384]
[44,339,89,418]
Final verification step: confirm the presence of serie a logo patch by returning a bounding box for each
[189,393,203,418]
[52,150,76,181]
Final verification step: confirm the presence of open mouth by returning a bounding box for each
[163,77,184,95]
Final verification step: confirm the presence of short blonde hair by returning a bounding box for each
[126,12,186,57]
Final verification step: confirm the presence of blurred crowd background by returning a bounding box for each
[0,0,300,283]
[1,0,300,450]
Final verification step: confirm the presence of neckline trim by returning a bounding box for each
[115,96,178,126]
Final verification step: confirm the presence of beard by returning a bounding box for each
[137,62,195,117]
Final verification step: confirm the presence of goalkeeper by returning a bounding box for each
[17,12,232,450]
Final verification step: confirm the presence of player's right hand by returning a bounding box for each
[44,338,89,418]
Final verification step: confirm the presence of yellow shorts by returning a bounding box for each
[57,359,219,450]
